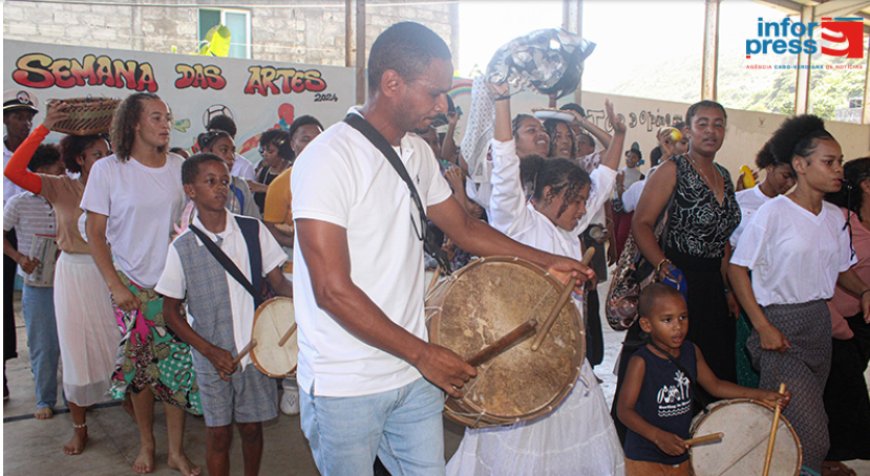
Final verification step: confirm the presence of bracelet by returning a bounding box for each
[655,258,671,275]
[494,94,511,101]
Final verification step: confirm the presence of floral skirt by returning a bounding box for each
[109,272,201,415]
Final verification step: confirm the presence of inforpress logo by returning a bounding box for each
[745,17,865,59]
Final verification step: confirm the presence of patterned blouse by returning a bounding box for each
[664,155,741,259]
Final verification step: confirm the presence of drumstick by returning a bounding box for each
[762,383,787,476]
[277,323,297,347]
[530,247,596,351]
[683,432,723,446]
[466,319,538,367]
[232,339,258,367]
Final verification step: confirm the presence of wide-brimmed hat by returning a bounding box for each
[3,90,39,113]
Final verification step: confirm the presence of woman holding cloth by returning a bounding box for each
[82,92,201,475]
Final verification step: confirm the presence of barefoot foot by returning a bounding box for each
[63,426,88,455]
[132,445,155,474]
[34,407,53,420]
[167,452,201,476]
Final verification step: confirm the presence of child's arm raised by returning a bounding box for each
[265,266,293,299]
[695,344,790,409]
[617,355,689,457]
[163,296,236,380]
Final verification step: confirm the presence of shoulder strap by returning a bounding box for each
[188,224,262,308]
[343,113,453,274]
[343,113,424,213]
[235,215,264,307]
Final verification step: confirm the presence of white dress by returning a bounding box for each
[446,139,624,476]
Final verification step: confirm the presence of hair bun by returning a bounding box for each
[767,115,827,165]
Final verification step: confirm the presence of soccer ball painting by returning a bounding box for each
[202,104,233,128]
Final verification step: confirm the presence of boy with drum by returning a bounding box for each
[617,284,788,475]
[158,153,293,476]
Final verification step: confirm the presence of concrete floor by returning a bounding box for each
[3,283,870,475]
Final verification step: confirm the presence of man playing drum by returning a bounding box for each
[159,154,294,476]
[291,21,591,476]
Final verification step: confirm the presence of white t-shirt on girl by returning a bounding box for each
[80,153,185,288]
[731,195,855,306]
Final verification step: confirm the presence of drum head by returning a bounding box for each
[251,297,297,378]
[427,257,584,426]
[690,399,801,476]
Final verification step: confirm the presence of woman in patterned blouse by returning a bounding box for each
[610,101,742,441]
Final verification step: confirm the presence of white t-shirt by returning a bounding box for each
[730,185,771,248]
[731,195,855,306]
[621,179,645,213]
[232,153,256,181]
[155,214,286,369]
[291,117,453,397]
[488,139,616,261]
[4,145,26,204]
[80,153,186,288]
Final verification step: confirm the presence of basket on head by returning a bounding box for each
[48,97,121,136]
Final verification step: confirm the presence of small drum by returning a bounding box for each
[250,297,298,378]
[690,399,801,476]
[426,256,585,428]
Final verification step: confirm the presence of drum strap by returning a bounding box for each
[189,216,265,308]
[343,112,452,275]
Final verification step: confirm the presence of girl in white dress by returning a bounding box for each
[447,83,627,476]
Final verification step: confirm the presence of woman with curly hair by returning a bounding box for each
[81,92,201,475]
[4,100,118,455]
[729,115,870,473]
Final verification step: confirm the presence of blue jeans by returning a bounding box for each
[21,284,59,409]
[300,377,445,476]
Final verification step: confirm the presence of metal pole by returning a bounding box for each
[345,0,352,67]
[700,0,720,100]
[793,5,813,115]
[355,0,366,105]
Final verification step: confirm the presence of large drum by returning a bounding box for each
[249,297,298,378]
[426,256,585,428]
[690,399,801,476]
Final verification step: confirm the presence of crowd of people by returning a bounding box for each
[3,20,869,476]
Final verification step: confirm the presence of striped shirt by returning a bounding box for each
[3,191,56,277]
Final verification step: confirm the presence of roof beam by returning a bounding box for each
[813,0,870,18]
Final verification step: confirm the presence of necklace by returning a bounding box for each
[688,155,722,200]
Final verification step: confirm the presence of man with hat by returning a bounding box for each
[3,89,39,400]
[4,90,39,203]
